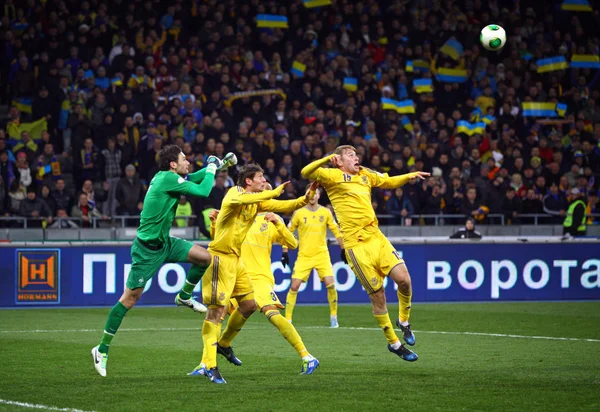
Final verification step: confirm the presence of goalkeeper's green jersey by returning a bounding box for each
[137,168,215,244]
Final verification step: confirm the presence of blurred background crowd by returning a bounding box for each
[0,0,599,231]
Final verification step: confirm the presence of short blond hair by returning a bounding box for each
[333,145,356,156]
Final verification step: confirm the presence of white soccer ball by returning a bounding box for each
[480,24,506,51]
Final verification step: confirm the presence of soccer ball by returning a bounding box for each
[480,24,506,51]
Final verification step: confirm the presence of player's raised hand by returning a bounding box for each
[412,171,431,180]
[209,209,219,222]
[206,155,223,170]
[273,181,290,196]
[304,181,320,201]
[219,152,238,170]
[264,212,279,223]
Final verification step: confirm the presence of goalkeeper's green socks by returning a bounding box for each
[99,301,129,354]
[179,264,208,300]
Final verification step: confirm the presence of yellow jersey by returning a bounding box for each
[301,155,419,249]
[241,213,298,279]
[289,206,341,259]
[209,186,307,257]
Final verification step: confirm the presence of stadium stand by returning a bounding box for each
[0,0,599,233]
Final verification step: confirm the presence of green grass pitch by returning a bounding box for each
[0,302,599,411]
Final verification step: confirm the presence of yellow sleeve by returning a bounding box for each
[228,186,281,205]
[135,31,144,51]
[210,220,216,239]
[366,169,421,189]
[153,30,167,52]
[288,210,299,232]
[258,197,307,214]
[326,209,342,238]
[300,155,337,183]
[272,217,298,249]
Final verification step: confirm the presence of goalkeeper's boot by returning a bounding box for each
[330,316,339,328]
[205,367,227,384]
[175,293,207,313]
[396,319,415,346]
[217,343,242,366]
[220,152,238,170]
[91,346,108,377]
[187,363,206,376]
[300,356,320,375]
[388,342,418,362]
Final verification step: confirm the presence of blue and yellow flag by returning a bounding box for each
[7,117,48,140]
[111,77,123,86]
[561,0,593,12]
[536,56,569,73]
[522,102,558,117]
[482,115,496,125]
[381,98,415,114]
[343,77,357,92]
[406,59,429,73]
[290,61,306,78]
[440,38,464,61]
[413,78,433,93]
[256,14,288,29]
[570,54,600,69]
[11,97,32,114]
[436,68,467,83]
[556,103,567,117]
[303,0,332,7]
[456,120,486,136]
[401,116,413,132]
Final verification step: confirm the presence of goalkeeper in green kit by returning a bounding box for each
[91,145,237,377]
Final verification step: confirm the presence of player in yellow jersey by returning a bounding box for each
[283,186,344,327]
[187,164,317,384]
[301,145,429,362]
[208,199,320,375]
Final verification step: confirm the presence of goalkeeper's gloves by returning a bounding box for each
[206,155,223,170]
[219,152,238,170]
[281,251,289,268]
[340,249,348,264]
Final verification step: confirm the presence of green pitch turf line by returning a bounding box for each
[1,325,599,343]
[0,398,96,412]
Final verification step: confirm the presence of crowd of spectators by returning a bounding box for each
[1,0,599,229]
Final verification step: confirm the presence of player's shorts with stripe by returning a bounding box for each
[250,273,283,310]
[126,236,194,290]
[344,230,404,294]
[202,252,253,307]
[292,254,333,282]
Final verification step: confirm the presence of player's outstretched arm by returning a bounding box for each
[168,164,217,198]
[187,155,229,184]
[259,182,318,214]
[229,181,290,206]
[374,171,430,189]
[301,154,335,180]
[265,213,298,249]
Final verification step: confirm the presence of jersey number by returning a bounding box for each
[392,250,401,261]
[343,174,352,182]
[303,217,307,224]
[270,292,278,302]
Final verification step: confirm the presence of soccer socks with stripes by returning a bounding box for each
[285,290,298,321]
[218,308,248,348]
[99,301,129,354]
[326,284,338,317]
[265,310,309,358]
[398,290,412,325]
[201,320,219,369]
[374,313,400,346]
[179,264,208,300]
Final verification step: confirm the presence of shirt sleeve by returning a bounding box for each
[165,165,216,198]
[272,216,298,249]
[227,186,282,205]
[326,209,342,238]
[301,154,337,184]
[365,168,420,189]
[258,197,307,214]
[288,211,299,232]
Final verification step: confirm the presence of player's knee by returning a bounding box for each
[205,307,222,323]
[120,288,142,308]
[188,245,211,266]
[369,289,387,313]
[238,299,257,317]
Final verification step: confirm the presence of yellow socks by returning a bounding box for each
[374,312,400,345]
[326,284,338,317]
[265,309,309,358]
[398,290,412,324]
[285,290,298,321]
[201,320,219,369]
[218,308,247,348]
